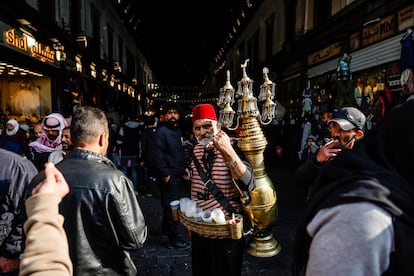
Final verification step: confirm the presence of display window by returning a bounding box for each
[0,61,51,123]
[282,76,301,123]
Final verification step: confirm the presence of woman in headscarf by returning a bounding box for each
[0,119,28,155]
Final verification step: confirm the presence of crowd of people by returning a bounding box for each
[0,68,412,275]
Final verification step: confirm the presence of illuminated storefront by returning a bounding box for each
[0,21,62,122]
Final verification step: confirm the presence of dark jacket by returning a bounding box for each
[29,149,147,276]
[154,122,186,178]
[0,128,28,155]
[141,126,158,172]
[295,152,324,199]
[0,148,37,258]
[117,121,142,156]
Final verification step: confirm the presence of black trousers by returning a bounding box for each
[191,232,245,276]
[158,174,187,240]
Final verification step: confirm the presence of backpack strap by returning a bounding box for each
[190,151,238,214]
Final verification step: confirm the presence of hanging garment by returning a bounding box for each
[400,31,414,70]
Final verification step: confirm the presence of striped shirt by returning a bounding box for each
[190,144,241,214]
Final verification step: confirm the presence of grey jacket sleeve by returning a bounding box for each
[306,202,394,276]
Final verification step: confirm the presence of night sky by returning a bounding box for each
[131,0,242,86]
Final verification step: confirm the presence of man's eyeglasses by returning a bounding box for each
[193,123,213,131]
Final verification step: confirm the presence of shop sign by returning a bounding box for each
[398,4,414,31]
[283,61,301,78]
[362,15,395,47]
[349,32,360,52]
[307,42,341,66]
[2,27,58,66]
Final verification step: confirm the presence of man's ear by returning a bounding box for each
[355,130,364,139]
[98,132,105,147]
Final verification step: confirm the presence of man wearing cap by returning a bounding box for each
[293,82,414,276]
[29,113,68,171]
[154,102,190,250]
[189,104,254,275]
[296,106,366,200]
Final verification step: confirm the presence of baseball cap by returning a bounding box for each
[328,107,366,131]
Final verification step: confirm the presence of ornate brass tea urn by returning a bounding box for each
[217,60,281,257]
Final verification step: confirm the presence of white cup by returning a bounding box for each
[179,197,190,214]
[201,210,213,223]
[185,200,197,217]
[194,208,203,222]
[211,208,226,224]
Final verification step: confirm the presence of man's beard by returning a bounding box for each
[196,133,214,146]
[166,118,177,126]
[47,134,58,141]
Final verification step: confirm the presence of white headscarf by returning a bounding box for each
[6,119,19,136]
[29,113,68,153]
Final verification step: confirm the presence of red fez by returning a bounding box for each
[192,104,217,123]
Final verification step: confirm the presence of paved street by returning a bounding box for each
[132,158,305,275]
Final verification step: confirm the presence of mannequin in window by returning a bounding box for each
[354,77,364,107]
[11,80,40,118]
[301,80,313,117]
[337,53,351,80]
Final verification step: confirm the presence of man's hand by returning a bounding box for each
[183,168,190,181]
[163,175,171,184]
[32,163,69,201]
[316,139,341,163]
[211,130,234,158]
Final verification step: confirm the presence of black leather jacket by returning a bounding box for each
[29,149,147,275]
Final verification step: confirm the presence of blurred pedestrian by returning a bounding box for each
[140,115,158,196]
[29,113,68,171]
[32,123,42,140]
[154,102,190,249]
[29,106,147,275]
[300,135,318,164]
[116,114,142,194]
[48,127,73,164]
[0,119,28,155]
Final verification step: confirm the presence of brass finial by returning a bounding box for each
[241,59,251,82]
[263,67,273,85]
